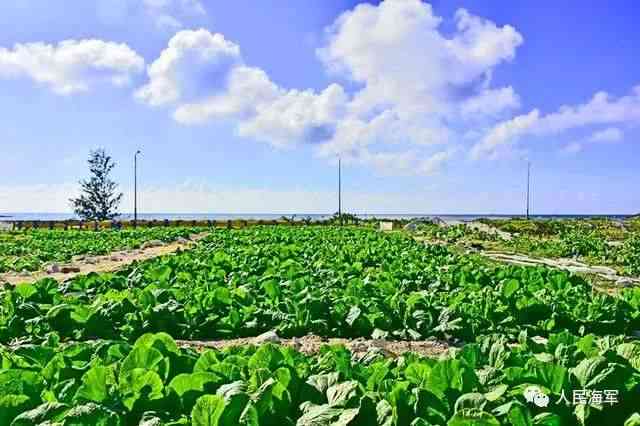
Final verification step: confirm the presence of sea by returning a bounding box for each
[0,213,634,222]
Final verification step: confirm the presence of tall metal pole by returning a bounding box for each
[338,158,342,225]
[134,150,141,227]
[526,161,530,220]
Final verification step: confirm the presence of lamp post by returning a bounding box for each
[338,157,342,226]
[134,150,141,227]
[526,161,531,220]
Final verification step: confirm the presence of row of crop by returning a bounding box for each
[416,220,640,276]
[2,227,639,345]
[0,227,203,273]
[1,330,640,425]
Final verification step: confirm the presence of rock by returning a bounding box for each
[141,240,165,249]
[110,255,122,262]
[403,223,418,232]
[531,336,549,345]
[84,257,97,265]
[291,337,301,350]
[253,331,280,344]
[176,237,191,244]
[45,263,61,273]
[616,277,636,287]
[19,270,31,277]
[72,255,85,262]
[61,266,81,274]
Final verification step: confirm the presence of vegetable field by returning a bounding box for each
[0,227,203,273]
[416,218,640,277]
[1,226,640,425]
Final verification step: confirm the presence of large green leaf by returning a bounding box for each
[74,365,115,403]
[0,394,32,425]
[10,402,68,426]
[60,403,120,426]
[447,409,500,426]
[119,346,169,382]
[119,369,164,411]
[191,395,226,426]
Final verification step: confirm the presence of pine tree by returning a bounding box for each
[70,149,123,221]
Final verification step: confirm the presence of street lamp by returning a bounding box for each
[134,150,141,227]
[338,157,342,226]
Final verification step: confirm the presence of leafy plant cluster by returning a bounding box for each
[439,219,640,276]
[481,218,629,241]
[620,235,640,276]
[2,330,640,425]
[415,223,499,244]
[506,230,610,260]
[2,227,639,345]
[0,227,203,273]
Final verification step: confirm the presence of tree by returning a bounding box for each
[70,149,123,221]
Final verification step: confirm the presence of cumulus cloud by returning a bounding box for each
[589,127,623,143]
[137,30,351,149]
[0,39,144,95]
[472,86,640,158]
[143,0,206,30]
[315,0,523,171]
[561,142,584,155]
[136,1,528,175]
[135,29,241,106]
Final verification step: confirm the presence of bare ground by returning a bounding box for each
[0,232,209,286]
[481,251,640,287]
[176,334,453,358]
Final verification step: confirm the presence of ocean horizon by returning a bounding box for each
[0,212,635,222]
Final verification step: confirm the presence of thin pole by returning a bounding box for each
[526,161,530,220]
[134,150,141,227]
[338,158,342,225]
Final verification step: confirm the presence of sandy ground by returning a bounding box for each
[177,333,453,358]
[0,232,209,286]
[445,219,513,241]
[416,219,639,287]
[480,251,640,287]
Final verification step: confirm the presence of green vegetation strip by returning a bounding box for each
[0,227,205,273]
[415,218,640,276]
[2,227,639,344]
[2,331,640,425]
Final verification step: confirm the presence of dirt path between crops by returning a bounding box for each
[480,251,640,287]
[0,232,209,286]
[177,333,453,358]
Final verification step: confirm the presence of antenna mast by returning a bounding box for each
[526,161,531,220]
[338,158,342,225]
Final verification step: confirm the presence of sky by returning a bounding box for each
[0,0,638,215]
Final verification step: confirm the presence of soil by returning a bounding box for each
[0,232,209,286]
[176,334,453,358]
[481,251,640,286]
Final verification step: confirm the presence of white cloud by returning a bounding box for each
[0,39,144,95]
[460,86,520,119]
[472,86,640,158]
[143,0,206,30]
[136,1,526,175]
[589,127,623,143]
[135,29,241,106]
[470,109,539,159]
[315,0,522,172]
[139,30,350,148]
[561,142,583,155]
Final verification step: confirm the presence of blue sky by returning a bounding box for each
[1,0,638,214]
